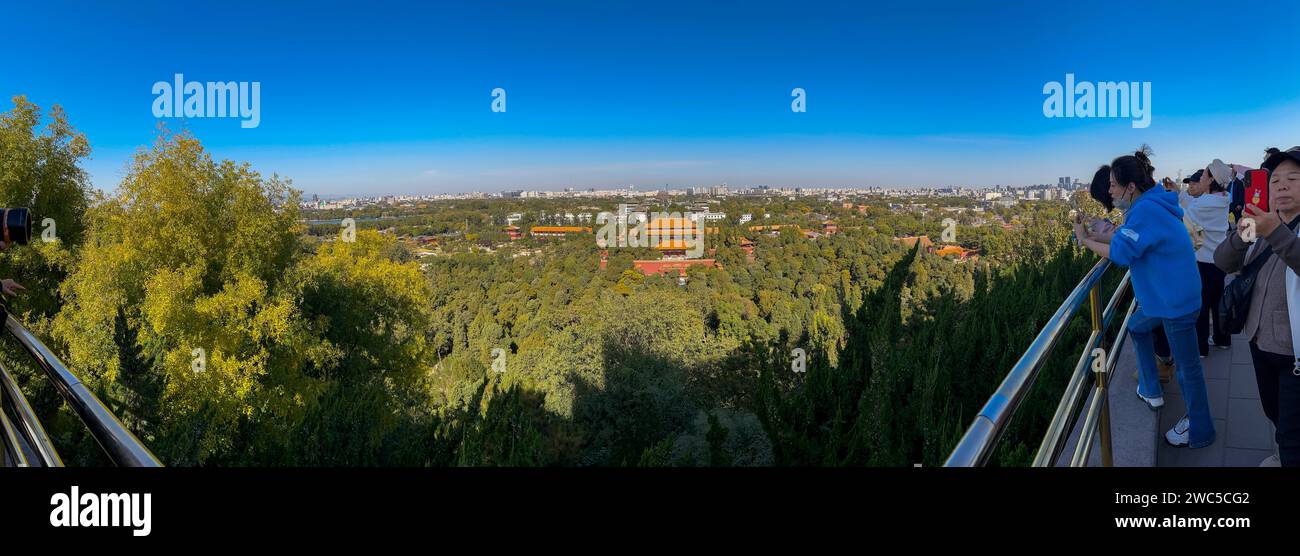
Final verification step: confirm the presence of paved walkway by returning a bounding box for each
[1153,332,1277,467]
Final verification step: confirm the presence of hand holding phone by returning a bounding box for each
[1090,219,1117,243]
[1246,169,1270,213]
[1070,212,1084,245]
[1243,203,1283,239]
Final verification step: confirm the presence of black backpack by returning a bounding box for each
[1219,237,1279,335]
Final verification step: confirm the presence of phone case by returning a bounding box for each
[1246,169,1269,213]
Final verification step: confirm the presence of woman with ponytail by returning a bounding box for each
[1081,164,1176,382]
[1073,148,1216,449]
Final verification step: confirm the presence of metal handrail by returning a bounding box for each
[3,314,161,467]
[945,258,1124,467]
[1031,272,1132,466]
[0,407,28,466]
[0,359,63,466]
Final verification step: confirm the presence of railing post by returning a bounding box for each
[1090,283,1114,467]
[1089,283,1103,339]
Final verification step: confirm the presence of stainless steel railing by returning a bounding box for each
[945,258,1134,467]
[0,358,62,466]
[1034,275,1133,467]
[1,312,161,467]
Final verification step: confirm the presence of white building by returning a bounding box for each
[689,211,728,222]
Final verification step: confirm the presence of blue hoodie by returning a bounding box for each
[1108,184,1201,318]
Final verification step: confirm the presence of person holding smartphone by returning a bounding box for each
[1214,146,1300,466]
[1074,149,1215,449]
[1079,164,1175,383]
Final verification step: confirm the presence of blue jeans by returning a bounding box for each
[1128,307,1217,448]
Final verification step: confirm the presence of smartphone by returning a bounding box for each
[1246,169,1270,213]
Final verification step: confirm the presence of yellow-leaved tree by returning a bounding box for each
[52,130,439,465]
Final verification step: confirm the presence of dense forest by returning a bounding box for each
[0,97,1117,466]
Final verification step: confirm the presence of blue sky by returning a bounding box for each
[3,0,1298,195]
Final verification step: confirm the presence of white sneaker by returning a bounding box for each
[1165,415,1190,447]
[1137,386,1164,411]
[1259,454,1281,467]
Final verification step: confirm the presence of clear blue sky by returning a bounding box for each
[3,0,1298,195]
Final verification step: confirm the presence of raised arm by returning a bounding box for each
[1215,223,1250,274]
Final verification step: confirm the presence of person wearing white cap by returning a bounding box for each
[1175,169,1231,356]
[1209,158,1243,223]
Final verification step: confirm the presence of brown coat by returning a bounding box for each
[1214,217,1300,356]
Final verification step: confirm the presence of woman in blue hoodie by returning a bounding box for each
[1073,149,1216,448]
